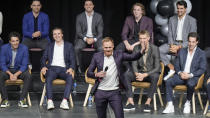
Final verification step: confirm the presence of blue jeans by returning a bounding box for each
[165,74,199,102]
[46,66,73,99]
[95,89,124,118]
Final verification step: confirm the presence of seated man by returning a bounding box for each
[0,32,31,108]
[116,3,153,52]
[40,27,75,110]
[22,0,50,50]
[74,0,103,74]
[116,3,153,71]
[204,48,210,117]
[159,0,197,80]
[123,30,160,112]
[205,70,210,117]
[162,32,206,114]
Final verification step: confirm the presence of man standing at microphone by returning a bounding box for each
[87,37,145,118]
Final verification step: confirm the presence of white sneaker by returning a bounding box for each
[162,105,174,114]
[47,100,55,110]
[60,99,69,110]
[18,100,28,108]
[183,101,191,114]
[0,100,10,108]
[164,70,175,81]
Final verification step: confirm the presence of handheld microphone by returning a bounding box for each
[104,66,108,72]
[98,66,108,81]
[90,66,108,96]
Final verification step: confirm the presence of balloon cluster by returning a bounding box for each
[150,0,192,42]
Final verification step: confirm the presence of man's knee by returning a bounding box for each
[74,46,82,52]
[124,71,134,82]
[45,72,55,83]
[159,44,169,53]
[22,71,31,77]
[46,77,53,84]
[187,81,196,89]
[116,42,125,50]
[97,46,103,52]
[0,72,8,80]
[150,73,159,81]
[65,75,73,83]
[0,72,7,84]
[165,78,174,87]
[207,82,210,88]
[0,72,8,78]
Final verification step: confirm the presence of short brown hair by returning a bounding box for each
[102,37,114,44]
[52,27,64,34]
[8,32,21,41]
[176,0,187,8]
[138,30,150,37]
[188,32,199,42]
[31,0,41,5]
[84,0,94,5]
[132,3,145,16]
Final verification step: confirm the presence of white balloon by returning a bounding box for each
[185,0,192,14]
[160,24,169,37]
[173,0,179,14]
[174,0,192,14]
[150,0,159,14]
[155,14,168,26]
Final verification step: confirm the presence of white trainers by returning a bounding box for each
[183,101,191,114]
[0,100,10,108]
[164,70,175,81]
[18,100,28,108]
[162,105,174,114]
[60,99,69,110]
[47,99,55,110]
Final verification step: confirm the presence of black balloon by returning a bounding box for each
[154,32,168,46]
[157,0,174,18]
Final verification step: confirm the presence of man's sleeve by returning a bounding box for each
[40,14,50,38]
[168,17,174,45]
[19,47,29,72]
[121,17,130,41]
[22,14,33,38]
[76,15,85,40]
[95,14,103,42]
[87,54,97,79]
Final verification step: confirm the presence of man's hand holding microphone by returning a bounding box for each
[95,66,108,79]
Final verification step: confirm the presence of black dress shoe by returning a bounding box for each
[143,104,152,113]
[123,104,135,111]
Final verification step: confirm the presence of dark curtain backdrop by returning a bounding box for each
[0,0,209,48]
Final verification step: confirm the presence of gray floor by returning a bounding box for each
[0,73,209,118]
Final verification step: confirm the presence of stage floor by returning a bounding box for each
[0,92,207,118]
[0,73,208,118]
